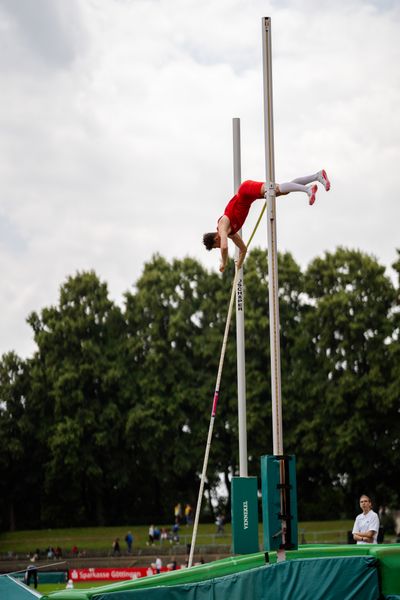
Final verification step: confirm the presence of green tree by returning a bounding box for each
[27,271,128,525]
[2,247,399,528]
[124,254,225,520]
[385,250,400,508]
[229,249,315,511]
[0,352,33,530]
[299,248,396,515]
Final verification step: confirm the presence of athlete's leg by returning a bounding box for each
[292,170,330,191]
[277,181,318,206]
[276,168,330,204]
[291,173,319,186]
[278,181,310,194]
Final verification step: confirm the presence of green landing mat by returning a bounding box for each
[0,575,42,599]
[92,555,379,600]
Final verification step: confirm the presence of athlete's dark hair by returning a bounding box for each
[203,232,217,251]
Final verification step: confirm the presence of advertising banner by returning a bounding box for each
[69,567,180,581]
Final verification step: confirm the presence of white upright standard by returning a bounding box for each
[232,117,248,477]
[262,16,289,560]
[261,16,283,457]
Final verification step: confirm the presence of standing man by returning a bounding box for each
[352,495,380,544]
[125,531,133,554]
[24,564,38,589]
[202,170,330,273]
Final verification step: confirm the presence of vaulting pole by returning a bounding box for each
[232,117,248,477]
[188,268,240,569]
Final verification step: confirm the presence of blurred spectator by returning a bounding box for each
[55,546,62,559]
[125,531,133,554]
[155,557,162,574]
[172,522,180,543]
[148,524,155,546]
[112,537,121,556]
[185,504,193,526]
[167,557,177,570]
[174,503,182,524]
[47,547,55,559]
[71,545,79,558]
[66,579,74,589]
[24,564,38,589]
[160,528,169,543]
[379,505,396,541]
[153,527,161,541]
[216,514,225,534]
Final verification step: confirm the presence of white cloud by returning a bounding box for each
[0,0,399,357]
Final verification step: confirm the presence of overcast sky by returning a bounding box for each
[0,0,399,359]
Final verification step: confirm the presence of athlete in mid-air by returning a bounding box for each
[203,170,330,273]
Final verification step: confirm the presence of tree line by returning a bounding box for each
[0,247,399,531]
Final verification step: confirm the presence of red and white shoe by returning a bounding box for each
[308,184,318,206]
[317,169,331,191]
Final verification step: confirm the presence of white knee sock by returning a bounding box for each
[278,173,319,195]
[291,173,318,185]
[278,181,310,194]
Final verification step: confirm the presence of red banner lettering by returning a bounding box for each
[69,567,181,581]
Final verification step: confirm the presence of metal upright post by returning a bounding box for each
[261,17,283,457]
[233,117,248,477]
[231,119,259,555]
[261,16,298,559]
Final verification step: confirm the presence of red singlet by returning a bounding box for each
[218,180,264,235]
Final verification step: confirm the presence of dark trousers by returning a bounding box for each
[26,570,38,589]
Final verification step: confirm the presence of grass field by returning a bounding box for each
[32,582,107,594]
[0,520,356,557]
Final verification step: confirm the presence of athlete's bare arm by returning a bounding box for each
[217,216,231,273]
[230,233,247,269]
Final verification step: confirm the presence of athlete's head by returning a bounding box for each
[203,232,220,250]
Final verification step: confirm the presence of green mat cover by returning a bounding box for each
[92,556,379,600]
[0,575,42,599]
[44,545,400,600]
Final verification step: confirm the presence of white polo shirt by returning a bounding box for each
[352,509,380,543]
